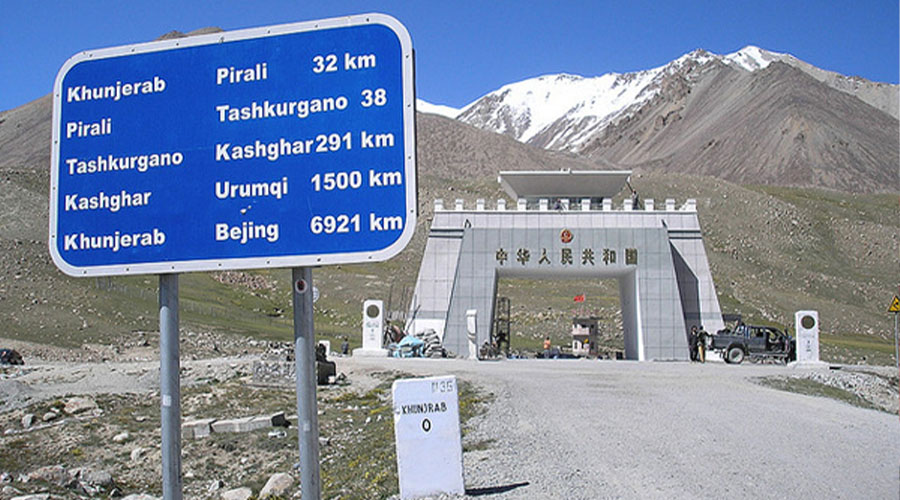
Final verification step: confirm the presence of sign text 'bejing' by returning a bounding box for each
[50,14,416,276]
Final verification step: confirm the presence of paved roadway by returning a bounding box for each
[349,357,899,499]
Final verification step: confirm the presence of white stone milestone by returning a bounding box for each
[466,309,478,359]
[794,310,821,364]
[353,299,388,357]
[392,375,464,499]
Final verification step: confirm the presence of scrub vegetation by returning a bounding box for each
[0,370,490,499]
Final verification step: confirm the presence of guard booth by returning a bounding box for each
[406,170,724,361]
[571,316,600,357]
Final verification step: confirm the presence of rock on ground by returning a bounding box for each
[130,447,147,463]
[220,487,253,500]
[259,472,293,498]
[27,465,69,486]
[63,396,97,415]
[112,431,131,443]
[71,466,113,488]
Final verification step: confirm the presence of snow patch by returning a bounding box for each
[416,99,461,119]
[470,69,662,144]
[723,45,787,72]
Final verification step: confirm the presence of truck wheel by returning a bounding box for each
[726,346,745,365]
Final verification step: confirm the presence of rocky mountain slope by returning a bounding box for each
[453,46,898,193]
[1,32,898,363]
[1,91,897,363]
[583,61,898,193]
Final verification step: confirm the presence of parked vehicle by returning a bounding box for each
[0,349,24,365]
[710,315,795,364]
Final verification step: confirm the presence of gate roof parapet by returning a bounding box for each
[498,169,632,200]
[433,197,697,213]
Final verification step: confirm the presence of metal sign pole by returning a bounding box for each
[292,267,321,499]
[893,312,898,368]
[159,273,182,499]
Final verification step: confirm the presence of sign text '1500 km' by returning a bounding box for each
[50,14,416,276]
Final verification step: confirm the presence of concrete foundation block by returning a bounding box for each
[182,418,216,439]
[270,411,288,427]
[211,417,255,434]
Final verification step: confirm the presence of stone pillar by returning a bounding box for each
[465,309,478,360]
[792,310,825,367]
[353,300,388,357]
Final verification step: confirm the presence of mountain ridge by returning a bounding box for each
[424,45,898,122]
[440,46,898,193]
[0,83,897,362]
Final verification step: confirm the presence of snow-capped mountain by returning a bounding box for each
[453,46,898,153]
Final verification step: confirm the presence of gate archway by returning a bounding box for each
[407,171,723,361]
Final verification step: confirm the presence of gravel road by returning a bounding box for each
[3,354,897,499]
[347,357,900,500]
[0,356,251,413]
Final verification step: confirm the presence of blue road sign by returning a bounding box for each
[50,14,416,276]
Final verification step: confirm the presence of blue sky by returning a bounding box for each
[1,0,897,112]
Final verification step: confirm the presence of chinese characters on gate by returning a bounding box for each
[496,247,638,266]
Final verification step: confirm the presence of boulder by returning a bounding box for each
[21,414,34,429]
[120,495,161,500]
[112,431,131,443]
[1,486,22,497]
[130,447,147,463]
[259,472,293,498]
[207,479,225,492]
[219,487,253,500]
[27,465,70,486]
[11,494,50,500]
[63,396,98,415]
[71,466,113,488]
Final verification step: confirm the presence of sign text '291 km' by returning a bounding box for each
[50,15,416,276]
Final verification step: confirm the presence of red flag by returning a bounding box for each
[574,294,585,303]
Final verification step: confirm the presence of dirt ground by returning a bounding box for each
[1,342,899,499]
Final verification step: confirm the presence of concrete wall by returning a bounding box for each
[407,200,722,361]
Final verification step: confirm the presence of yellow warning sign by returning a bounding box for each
[889,296,900,313]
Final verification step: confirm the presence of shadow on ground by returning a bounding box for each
[466,481,530,496]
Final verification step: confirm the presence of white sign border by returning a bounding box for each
[49,13,417,277]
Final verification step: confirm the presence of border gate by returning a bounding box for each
[407,170,724,361]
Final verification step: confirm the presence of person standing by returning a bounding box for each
[697,326,709,363]
[689,325,698,361]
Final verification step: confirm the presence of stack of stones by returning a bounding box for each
[420,329,445,358]
[251,342,296,386]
